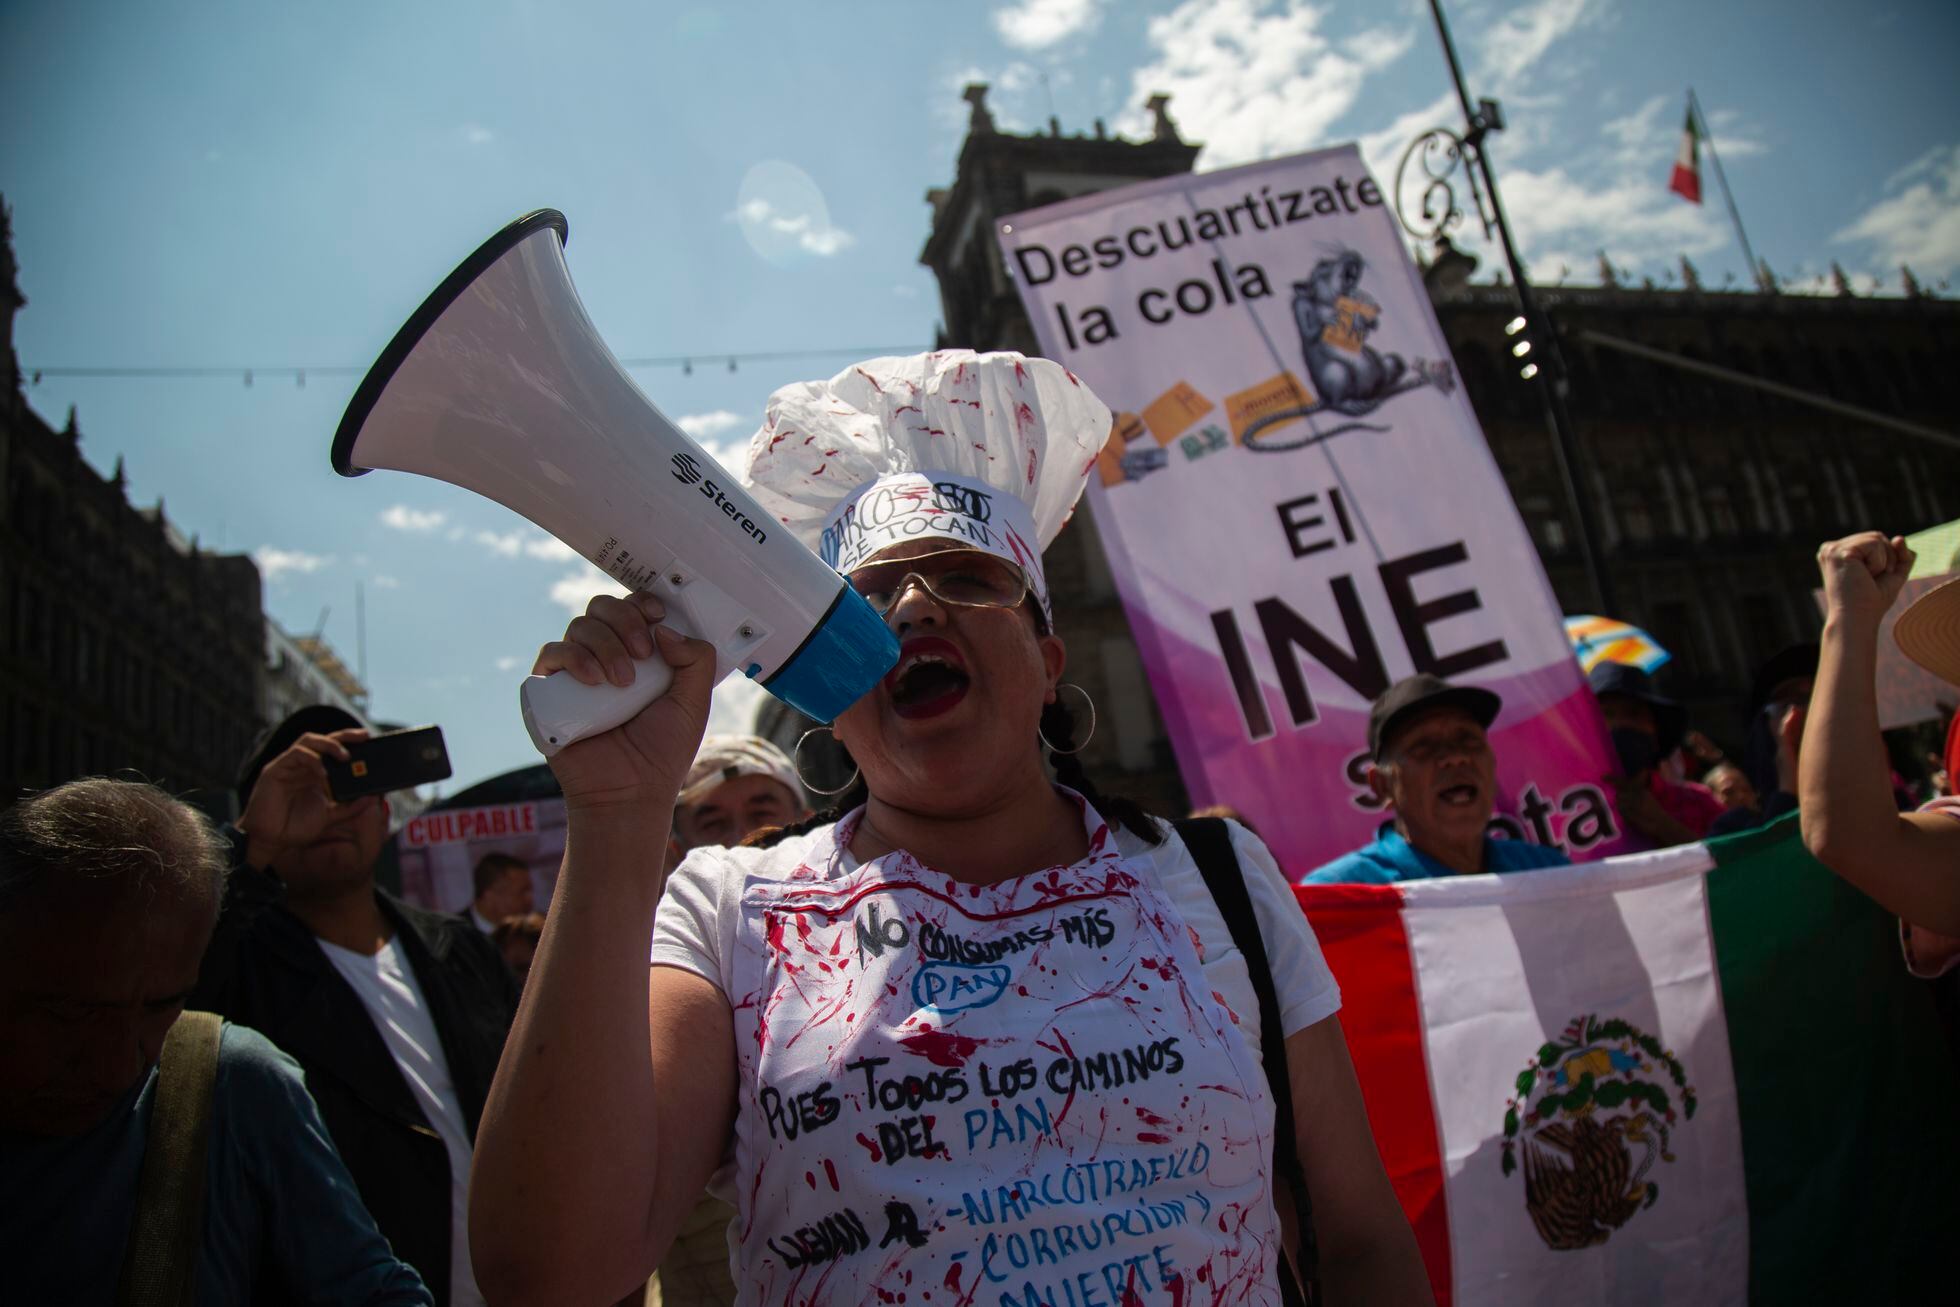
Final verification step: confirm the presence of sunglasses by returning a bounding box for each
[847,548,1031,616]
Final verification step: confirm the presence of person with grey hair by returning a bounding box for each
[0,778,429,1306]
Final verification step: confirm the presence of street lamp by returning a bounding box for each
[1392,0,1617,616]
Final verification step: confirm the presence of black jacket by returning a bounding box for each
[190,847,518,1305]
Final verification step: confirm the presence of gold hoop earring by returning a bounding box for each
[1037,683,1096,756]
[794,727,861,798]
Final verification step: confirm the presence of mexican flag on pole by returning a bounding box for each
[1669,105,1703,203]
[1299,815,1960,1305]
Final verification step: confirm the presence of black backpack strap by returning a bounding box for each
[1174,818,1318,1306]
[117,1010,223,1307]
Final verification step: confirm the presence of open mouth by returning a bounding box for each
[1437,782,1481,808]
[885,636,971,720]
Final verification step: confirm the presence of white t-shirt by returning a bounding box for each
[650,806,1340,1086]
[318,936,486,1307]
[650,803,1340,1081]
[650,799,1340,1301]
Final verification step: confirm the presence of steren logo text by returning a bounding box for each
[670,453,768,545]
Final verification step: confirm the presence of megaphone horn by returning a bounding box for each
[332,210,897,757]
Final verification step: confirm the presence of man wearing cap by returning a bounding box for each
[653,735,810,1307]
[190,705,517,1307]
[1591,661,1725,847]
[1304,674,1571,883]
[673,735,809,853]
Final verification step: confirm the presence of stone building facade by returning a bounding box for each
[900,89,1960,810]
[1,202,266,815]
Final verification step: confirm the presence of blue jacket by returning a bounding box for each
[1304,827,1570,884]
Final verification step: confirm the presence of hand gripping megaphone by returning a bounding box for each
[332,210,898,756]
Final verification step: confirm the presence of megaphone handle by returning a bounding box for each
[520,654,675,757]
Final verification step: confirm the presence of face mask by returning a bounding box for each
[1611,726,1660,776]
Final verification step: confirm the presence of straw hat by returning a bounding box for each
[1894,576,1960,687]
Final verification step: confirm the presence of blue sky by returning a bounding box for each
[5,0,1956,791]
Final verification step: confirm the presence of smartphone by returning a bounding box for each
[326,726,452,801]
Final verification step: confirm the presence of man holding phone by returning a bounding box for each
[191,705,517,1307]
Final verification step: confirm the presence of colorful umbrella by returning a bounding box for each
[1564,614,1671,675]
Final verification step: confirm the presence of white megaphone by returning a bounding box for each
[332,210,898,756]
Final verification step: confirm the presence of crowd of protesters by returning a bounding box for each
[1,363,1955,1304]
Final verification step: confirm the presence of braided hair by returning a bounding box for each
[745,693,1162,851]
[1037,695,1163,845]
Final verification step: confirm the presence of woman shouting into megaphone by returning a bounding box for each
[469,352,1432,1307]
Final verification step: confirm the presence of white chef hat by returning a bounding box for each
[740,350,1111,623]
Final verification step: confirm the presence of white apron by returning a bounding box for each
[727,798,1284,1307]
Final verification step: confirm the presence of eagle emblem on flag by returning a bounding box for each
[1499,1014,1698,1250]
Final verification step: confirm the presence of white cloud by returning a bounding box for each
[524,536,578,562]
[1356,89,1458,187]
[1117,0,1416,169]
[371,575,401,589]
[937,62,1052,137]
[1494,163,1727,273]
[1834,143,1960,280]
[893,283,920,299]
[676,410,745,441]
[1475,0,1604,90]
[728,197,855,256]
[1703,108,1766,160]
[381,504,447,533]
[494,655,525,673]
[994,0,1104,50]
[707,674,768,737]
[1356,60,1752,283]
[463,124,495,145]
[474,530,526,558]
[474,529,581,562]
[253,546,333,582]
[549,564,630,616]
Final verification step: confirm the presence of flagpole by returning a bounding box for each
[1688,89,1765,291]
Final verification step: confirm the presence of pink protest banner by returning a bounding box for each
[1000,144,1636,878]
[394,799,566,914]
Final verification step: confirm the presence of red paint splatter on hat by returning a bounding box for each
[855,367,884,393]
